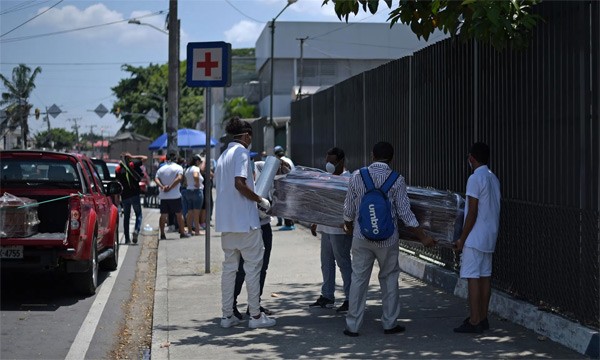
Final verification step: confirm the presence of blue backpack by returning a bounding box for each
[357,168,399,241]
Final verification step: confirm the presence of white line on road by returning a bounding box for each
[65,238,129,360]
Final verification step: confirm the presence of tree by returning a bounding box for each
[223,97,257,120]
[111,63,203,138]
[34,128,77,151]
[0,64,42,148]
[322,0,542,50]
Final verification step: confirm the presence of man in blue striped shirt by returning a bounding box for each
[342,141,436,337]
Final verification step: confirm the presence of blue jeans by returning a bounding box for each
[121,195,142,242]
[321,232,353,301]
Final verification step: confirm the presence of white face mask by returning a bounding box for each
[325,162,336,174]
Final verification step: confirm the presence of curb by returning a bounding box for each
[398,251,599,359]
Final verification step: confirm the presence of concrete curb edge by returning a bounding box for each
[398,252,599,359]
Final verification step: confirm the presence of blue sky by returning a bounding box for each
[0,0,392,137]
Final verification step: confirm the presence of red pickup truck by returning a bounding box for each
[0,150,122,295]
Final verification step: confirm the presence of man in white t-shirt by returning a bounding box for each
[215,117,276,329]
[154,153,191,240]
[454,142,501,334]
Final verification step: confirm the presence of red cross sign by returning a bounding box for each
[187,42,231,87]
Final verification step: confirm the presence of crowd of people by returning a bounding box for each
[120,116,501,336]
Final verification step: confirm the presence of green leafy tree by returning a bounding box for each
[34,128,77,150]
[111,62,203,138]
[223,97,257,121]
[323,0,542,50]
[0,64,42,148]
[79,132,102,151]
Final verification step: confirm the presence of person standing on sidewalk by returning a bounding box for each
[215,116,276,329]
[309,147,353,312]
[184,154,204,236]
[115,152,146,244]
[273,145,296,231]
[154,153,191,240]
[342,141,436,337]
[453,142,501,334]
[232,160,274,320]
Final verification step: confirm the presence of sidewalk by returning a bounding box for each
[145,208,591,359]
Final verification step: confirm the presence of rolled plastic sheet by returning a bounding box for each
[254,156,281,199]
[269,167,465,243]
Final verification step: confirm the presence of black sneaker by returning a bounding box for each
[245,306,273,316]
[454,321,483,334]
[132,232,138,244]
[180,233,191,238]
[232,307,243,320]
[343,329,359,337]
[336,300,349,312]
[309,295,334,308]
[160,233,166,240]
[463,316,489,330]
[384,325,406,334]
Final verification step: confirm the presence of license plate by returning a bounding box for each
[0,245,24,259]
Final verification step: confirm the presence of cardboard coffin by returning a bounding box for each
[270,168,464,243]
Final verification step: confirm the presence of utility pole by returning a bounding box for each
[67,118,81,151]
[167,0,180,155]
[296,36,308,101]
[87,124,96,135]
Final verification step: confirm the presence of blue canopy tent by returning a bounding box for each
[148,128,218,150]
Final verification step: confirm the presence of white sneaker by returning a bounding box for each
[220,316,240,328]
[248,312,276,328]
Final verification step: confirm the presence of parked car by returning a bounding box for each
[0,150,122,295]
[92,158,120,207]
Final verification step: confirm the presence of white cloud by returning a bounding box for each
[224,20,262,48]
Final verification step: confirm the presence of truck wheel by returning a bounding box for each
[75,237,98,295]
[101,227,119,271]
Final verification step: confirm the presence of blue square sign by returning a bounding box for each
[186,42,231,88]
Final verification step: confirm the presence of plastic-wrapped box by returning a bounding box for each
[270,168,464,243]
[0,192,40,238]
[270,167,349,228]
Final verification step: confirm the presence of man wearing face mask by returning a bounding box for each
[309,147,353,311]
[215,116,276,329]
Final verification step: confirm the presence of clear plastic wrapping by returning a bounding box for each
[0,192,40,238]
[270,168,464,243]
[270,167,349,228]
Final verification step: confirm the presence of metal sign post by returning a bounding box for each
[186,41,231,273]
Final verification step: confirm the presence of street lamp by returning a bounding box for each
[141,92,167,134]
[266,0,297,155]
[128,19,168,34]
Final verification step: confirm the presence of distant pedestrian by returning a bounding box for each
[274,145,295,230]
[215,116,276,329]
[154,153,191,240]
[453,142,501,334]
[342,141,436,337]
[309,147,353,312]
[184,154,204,236]
[115,152,146,244]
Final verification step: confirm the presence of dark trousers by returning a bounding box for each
[233,223,272,307]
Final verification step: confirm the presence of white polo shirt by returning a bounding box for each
[215,142,260,233]
[464,165,501,252]
[156,161,184,200]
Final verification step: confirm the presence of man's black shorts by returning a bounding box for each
[160,198,182,214]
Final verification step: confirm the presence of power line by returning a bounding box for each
[0,10,166,44]
[224,0,264,23]
[1,0,64,38]
[0,0,51,16]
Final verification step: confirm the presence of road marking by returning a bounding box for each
[65,236,129,360]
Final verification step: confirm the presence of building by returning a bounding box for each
[208,21,445,157]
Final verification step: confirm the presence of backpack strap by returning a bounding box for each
[380,171,399,193]
[359,167,375,191]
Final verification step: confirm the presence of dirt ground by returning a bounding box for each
[110,234,158,360]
